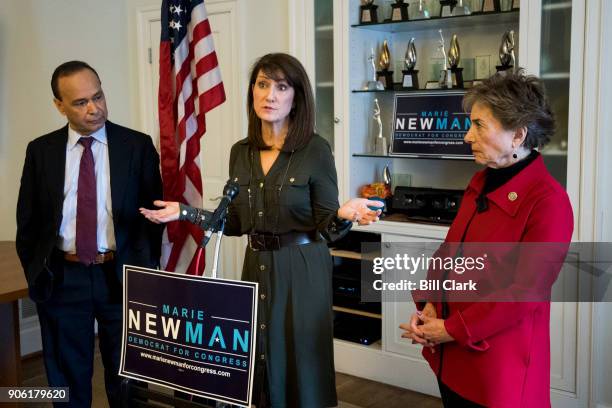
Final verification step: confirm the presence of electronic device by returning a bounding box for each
[390,186,464,224]
[333,312,381,346]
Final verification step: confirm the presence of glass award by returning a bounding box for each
[402,38,419,89]
[376,40,394,90]
[496,30,515,73]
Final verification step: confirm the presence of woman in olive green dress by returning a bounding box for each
[141,53,381,407]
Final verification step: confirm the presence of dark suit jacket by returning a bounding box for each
[16,121,163,302]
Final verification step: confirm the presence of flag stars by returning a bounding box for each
[169,20,182,30]
[174,5,184,15]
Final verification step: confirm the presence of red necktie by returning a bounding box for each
[76,137,97,265]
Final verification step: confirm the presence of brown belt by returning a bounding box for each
[64,251,115,264]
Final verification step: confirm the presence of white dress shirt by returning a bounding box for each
[58,125,116,253]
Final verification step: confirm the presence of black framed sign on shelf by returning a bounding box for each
[390,91,473,159]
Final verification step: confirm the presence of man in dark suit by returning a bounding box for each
[16,60,162,407]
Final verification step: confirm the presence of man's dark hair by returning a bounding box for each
[463,69,556,149]
[51,61,101,100]
[247,53,315,152]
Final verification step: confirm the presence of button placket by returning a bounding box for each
[255,251,271,367]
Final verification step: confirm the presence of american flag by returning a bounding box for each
[158,0,226,275]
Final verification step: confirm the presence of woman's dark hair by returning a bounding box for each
[247,53,315,152]
[463,69,555,149]
[51,60,101,100]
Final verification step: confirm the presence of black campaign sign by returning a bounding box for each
[119,266,257,407]
[391,91,473,158]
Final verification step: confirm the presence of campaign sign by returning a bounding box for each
[391,91,473,158]
[119,265,257,407]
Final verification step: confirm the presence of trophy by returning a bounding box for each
[437,30,453,89]
[383,164,392,191]
[439,0,457,17]
[452,0,471,16]
[402,38,419,89]
[496,30,515,73]
[448,34,464,88]
[414,0,431,19]
[372,98,387,155]
[364,48,385,90]
[390,0,409,21]
[480,0,501,12]
[376,40,394,90]
[360,0,379,24]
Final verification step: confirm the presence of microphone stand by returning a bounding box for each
[198,210,227,280]
[209,219,225,279]
[192,179,239,281]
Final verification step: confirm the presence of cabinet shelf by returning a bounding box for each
[541,72,571,80]
[317,81,334,88]
[353,153,473,161]
[334,338,382,350]
[542,2,571,11]
[330,249,362,260]
[330,248,378,261]
[352,87,467,94]
[351,9,519,33]
[541,148,568,157]
[333,306,382,319]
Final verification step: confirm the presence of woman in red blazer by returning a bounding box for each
[400,70,573,407]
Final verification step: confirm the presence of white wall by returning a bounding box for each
[0,0,289,241]
[0,0,132,240]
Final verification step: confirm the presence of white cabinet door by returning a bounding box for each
[381,233,442,396]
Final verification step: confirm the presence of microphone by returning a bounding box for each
[201,180,240,246]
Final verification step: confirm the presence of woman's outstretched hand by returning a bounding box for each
[337,198,383,225]
[139,200,180,224]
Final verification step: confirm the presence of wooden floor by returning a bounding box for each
[21,346,442,408]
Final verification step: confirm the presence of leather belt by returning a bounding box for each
[248,231,320,251]
[64,251,115,264]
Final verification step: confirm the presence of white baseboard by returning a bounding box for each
[20,317,42,356]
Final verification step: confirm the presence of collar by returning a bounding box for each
[466,155,548,217]
[67,124,108,150]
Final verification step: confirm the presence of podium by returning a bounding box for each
[120,379,217,407]
[119,198,256,407]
